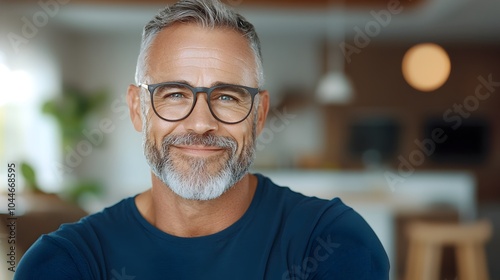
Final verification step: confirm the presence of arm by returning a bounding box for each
[309,209,390,280]
[14,235,85,280]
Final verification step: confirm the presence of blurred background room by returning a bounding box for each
[0,0,499,279]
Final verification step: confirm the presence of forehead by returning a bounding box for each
[146,23,257,85]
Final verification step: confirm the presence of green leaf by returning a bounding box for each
[67,181,103,204]
[20,162,42,193]
[20,162,36,184]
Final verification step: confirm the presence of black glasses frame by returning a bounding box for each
[138,82,260,124]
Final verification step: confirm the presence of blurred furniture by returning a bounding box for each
[396,208,459,279]
[404,220,493,280]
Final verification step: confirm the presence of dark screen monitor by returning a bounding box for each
[424,118,490,163]
[348,117,401,162]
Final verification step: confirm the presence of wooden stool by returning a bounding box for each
[404,220,493,280]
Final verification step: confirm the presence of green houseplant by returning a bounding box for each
[38,85,109,205]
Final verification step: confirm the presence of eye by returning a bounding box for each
[154,85,192,100]
[218,95,235,101]
[156,92,187,100]
[212,86,248,103]
[166,92,185,99]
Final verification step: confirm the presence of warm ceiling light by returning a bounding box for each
[402,43,451,92]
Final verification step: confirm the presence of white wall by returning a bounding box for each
[254,35,326,168]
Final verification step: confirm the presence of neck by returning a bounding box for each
[135,173,257,237]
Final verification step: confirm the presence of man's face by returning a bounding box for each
[131,23,268,200]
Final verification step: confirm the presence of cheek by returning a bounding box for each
[232,119,256,154]
[147,117,177,146]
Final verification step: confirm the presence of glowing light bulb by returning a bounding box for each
[402,43,451,92]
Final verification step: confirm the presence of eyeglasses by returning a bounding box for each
[138,82,260,124]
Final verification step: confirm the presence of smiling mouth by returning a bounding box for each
[172,145,226,157]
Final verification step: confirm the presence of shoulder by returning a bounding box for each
[306,206,390,279]
[48,196,135,246]
[256,174,389,279]
[14,234,89,280]
[14,197,135,280]
[285,199,389,279]
[255,173,354,229]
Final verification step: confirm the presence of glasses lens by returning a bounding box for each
[210,85,253,123]
[152,84,194,121]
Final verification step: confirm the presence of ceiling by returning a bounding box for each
[3,0,500,43]
[2,0,425,7]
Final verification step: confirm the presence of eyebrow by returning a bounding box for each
[162,80,235,88]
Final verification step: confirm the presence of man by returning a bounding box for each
[16,0,389,279]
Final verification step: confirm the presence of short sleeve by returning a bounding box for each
[14,235,85,280]
[307,208,390,280]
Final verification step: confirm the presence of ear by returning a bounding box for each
[255,90,270,136]
[127,84,144,132]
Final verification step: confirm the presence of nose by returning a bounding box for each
[182,93,218,134]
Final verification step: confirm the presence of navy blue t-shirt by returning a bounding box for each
[15,174,389,279]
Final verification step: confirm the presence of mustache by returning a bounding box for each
[161,133,238,151]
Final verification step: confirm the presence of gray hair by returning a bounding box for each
[134,0,264,88]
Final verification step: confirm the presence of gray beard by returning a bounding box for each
[143,130,256,201]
